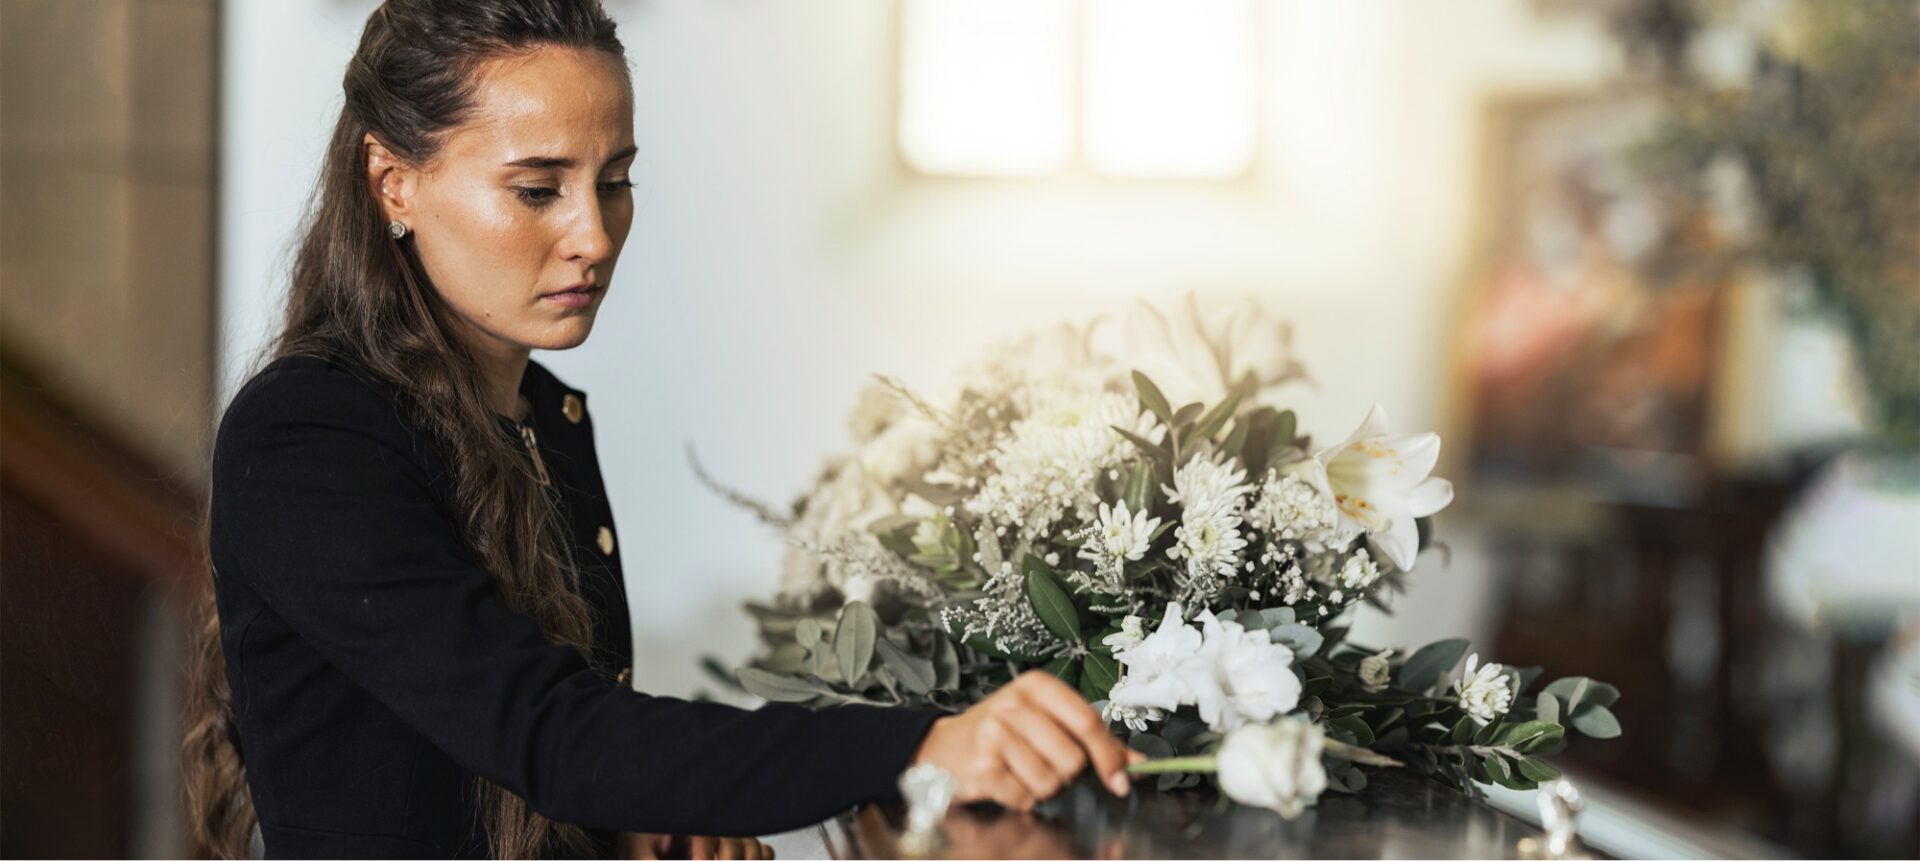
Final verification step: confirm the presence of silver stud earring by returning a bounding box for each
[388,219,409,239]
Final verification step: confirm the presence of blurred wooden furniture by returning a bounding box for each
[1482,462,1920,858]
[1,356,205,857]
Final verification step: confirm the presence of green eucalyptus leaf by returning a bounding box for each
[809,642,842,682]
[765,642,810,674]
[1022,555,1082,642]
[1193,385,1245,440]
[1123,460,1156,514]
[1272,410,1298,448]
[795,618,825,651]
[1044,655,1080,686]
[1516,757,1561,782]
[1399,638,1470,694]
[1171,401,1205,428]
[1222,418,1252,459]
[736,668,834,703]
[932,635,961,689]
[1258,607,1297,629]
[1535,692,1560,725]
[1544,677,1621,711]
[1127,733,1175,759]
[875,638,935,693]
[1112,426,1171,465]
[1569,704,1622,739]
[1132,371,1174,424]
[834,601,879,686]
[1496,720,1561,750]
[1160,714,1210,745]
[1517,723,1567,754]
[1269,623,1325,660]
[1328,715,1375,745]
[1082,650,1120,700]
[1450,714,1478,745]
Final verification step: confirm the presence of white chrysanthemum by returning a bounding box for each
[966,390,1163,539]
[1079,501,1161,566]
[1247,464,1353,550]
[1100,680,1166,732]
[1164,453,1252,515]
[1455,653,1515,726]
[1170,501,1250,583]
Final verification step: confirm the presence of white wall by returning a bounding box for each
[220,0,1620,699]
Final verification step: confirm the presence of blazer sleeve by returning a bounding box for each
[210,366,944,837]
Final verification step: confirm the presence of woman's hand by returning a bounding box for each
[910,669,1147,811]
[619,831,773,860]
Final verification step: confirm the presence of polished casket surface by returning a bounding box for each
[822,768,1581,859]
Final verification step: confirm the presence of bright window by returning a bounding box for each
[898,0,1258,180]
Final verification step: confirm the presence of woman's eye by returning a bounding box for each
[598,178,635,196]
[513,186,559,206]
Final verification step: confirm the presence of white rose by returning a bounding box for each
[1216,716,1329,819]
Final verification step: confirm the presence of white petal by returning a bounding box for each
[1372,518,1420,571]
[1406,477,1454,518]
[1355,403,1390,441]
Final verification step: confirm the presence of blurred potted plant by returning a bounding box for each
[1615,0,1919,630]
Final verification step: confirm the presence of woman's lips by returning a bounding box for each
[542,286,600,308]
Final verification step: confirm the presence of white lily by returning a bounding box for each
[1314,404,1454,571]
[1119,292,1307,409]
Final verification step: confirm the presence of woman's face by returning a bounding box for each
[367,45,636,358]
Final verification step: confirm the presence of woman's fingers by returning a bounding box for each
[1015,671,1133,795]
[1006,695,1089,779]
[997,729,1065,803]
[978,752,1038,811]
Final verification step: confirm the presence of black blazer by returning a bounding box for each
[209,354,943,858]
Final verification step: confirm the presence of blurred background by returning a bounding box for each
[3,0,1916,856]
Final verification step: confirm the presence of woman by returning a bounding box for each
[183,1,1141,858]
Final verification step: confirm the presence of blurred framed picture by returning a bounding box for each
[1448,91,1726,504]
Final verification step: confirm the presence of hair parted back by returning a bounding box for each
[183,2,629,857]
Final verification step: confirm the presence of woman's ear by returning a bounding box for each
[363,133,417,223]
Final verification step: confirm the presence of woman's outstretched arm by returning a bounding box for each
[210,365,942,837]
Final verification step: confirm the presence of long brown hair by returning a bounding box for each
[183,2,628,856]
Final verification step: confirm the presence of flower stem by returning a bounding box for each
[1124,755,1219,775]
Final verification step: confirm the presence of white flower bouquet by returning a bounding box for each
[698,294,1622,817]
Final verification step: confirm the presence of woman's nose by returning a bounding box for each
[560,198,615,264]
